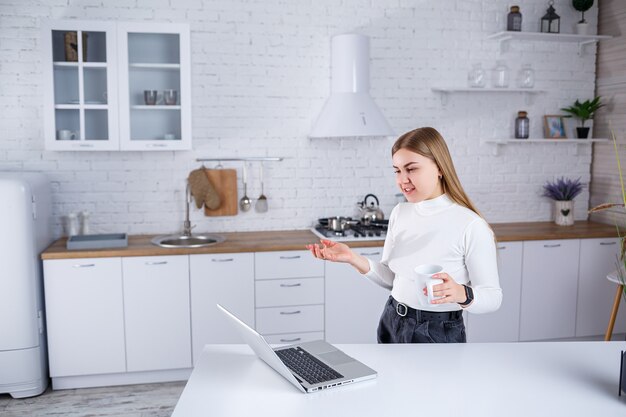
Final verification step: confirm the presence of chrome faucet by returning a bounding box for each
[182,182,195,237]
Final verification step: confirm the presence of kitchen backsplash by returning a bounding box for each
[0,0,598,237]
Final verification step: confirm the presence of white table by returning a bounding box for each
[172,342,626,416]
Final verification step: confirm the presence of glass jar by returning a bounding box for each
[517,64,535,88]
[515,111,529,139]
[492,61,509,88]
[467,63,486,88]
[507,6,522,31]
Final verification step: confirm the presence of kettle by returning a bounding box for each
[357,194,384,225]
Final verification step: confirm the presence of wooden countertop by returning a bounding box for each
[491,221,621,242]
[41,221,622,260]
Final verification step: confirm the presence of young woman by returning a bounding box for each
[306,127,502,343]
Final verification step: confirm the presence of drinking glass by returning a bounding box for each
[144,90,158,105]
[163,89,178,105]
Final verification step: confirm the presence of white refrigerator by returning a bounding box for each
[0,172,52,398]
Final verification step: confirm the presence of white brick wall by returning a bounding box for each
[0,0,600,237]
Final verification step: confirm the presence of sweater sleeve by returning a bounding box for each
[363,205,397,290]
[462,218,502,314]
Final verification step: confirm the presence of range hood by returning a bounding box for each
[309,34,394,138]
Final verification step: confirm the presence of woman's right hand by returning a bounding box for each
[306,239,353,263]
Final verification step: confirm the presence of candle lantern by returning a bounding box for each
[540,1,560,33]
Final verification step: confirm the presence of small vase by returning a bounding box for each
[555,200,574,226]
[576,127,590,139]
[576,22,589,35]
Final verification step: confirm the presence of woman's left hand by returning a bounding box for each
[423,272,467,304]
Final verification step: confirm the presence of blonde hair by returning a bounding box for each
[392,127,485,219]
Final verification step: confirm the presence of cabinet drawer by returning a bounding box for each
[256,305,324,335]
[256,277,324,307]
[263,331,325,345]
[255,251,323,280]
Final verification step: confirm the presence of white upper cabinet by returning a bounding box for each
[117,22,191,151]
[42,20,191,151]
[42,20,120,151]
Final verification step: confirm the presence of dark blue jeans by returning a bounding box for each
[377,296,466,343]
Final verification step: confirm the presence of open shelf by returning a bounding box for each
[486,31,612,55]
[129,63,181,70]
[131,105,181,110]
[482,138,609,155]
[431,87,545,105]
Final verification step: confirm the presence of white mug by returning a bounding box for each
[57,129,77,140]
[414,264,444,303]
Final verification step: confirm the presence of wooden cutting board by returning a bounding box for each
[203,168,238,216]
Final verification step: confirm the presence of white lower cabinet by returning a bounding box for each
[466,242,522,342]
[43,258,126,377]
[576,238,626,337]
[519,239,580,341]
[121,256,191,372]
[263,332,325,345]
[189,253,254,363]
[42,235,626,389]
[256,305,324,334]
[255,277,324,308]
[255,250,325,341]
[325,249,389,343]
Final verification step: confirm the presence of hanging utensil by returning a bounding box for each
[239,163,252,212]
[255,163,268,213]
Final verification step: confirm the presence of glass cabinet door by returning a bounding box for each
[117,23,192,151]
[43,21,118,151]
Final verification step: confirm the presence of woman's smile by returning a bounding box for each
[402,183,415,195]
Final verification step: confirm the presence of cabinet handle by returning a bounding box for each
[279,310,301,315]
[359,251,380,256]
[497,246,507,250]
[543,244,561,248]
[73,263,95,268]
[77,144,94,148]
[280,337,301,342]
[151,143,168,147]
[280,283,302,288]
[600,241,617,246]
[145,261,168,265]
[212,258,234,262]
[279,255,301,260]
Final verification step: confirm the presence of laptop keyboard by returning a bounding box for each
[275,347,344,385]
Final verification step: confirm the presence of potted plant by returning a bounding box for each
[560,96,604,139]
[572,0,594,35]
[542,177,583,226]
[588,129,626,392]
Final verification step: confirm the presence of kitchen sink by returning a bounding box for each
[151,234,225,248]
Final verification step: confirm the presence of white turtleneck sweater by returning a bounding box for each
[364,194,502,314]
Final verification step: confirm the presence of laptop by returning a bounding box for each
[216,304,377,393]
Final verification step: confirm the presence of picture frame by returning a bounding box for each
[544,115,567,139]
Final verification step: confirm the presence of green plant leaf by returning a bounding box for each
[559,96,603,127]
